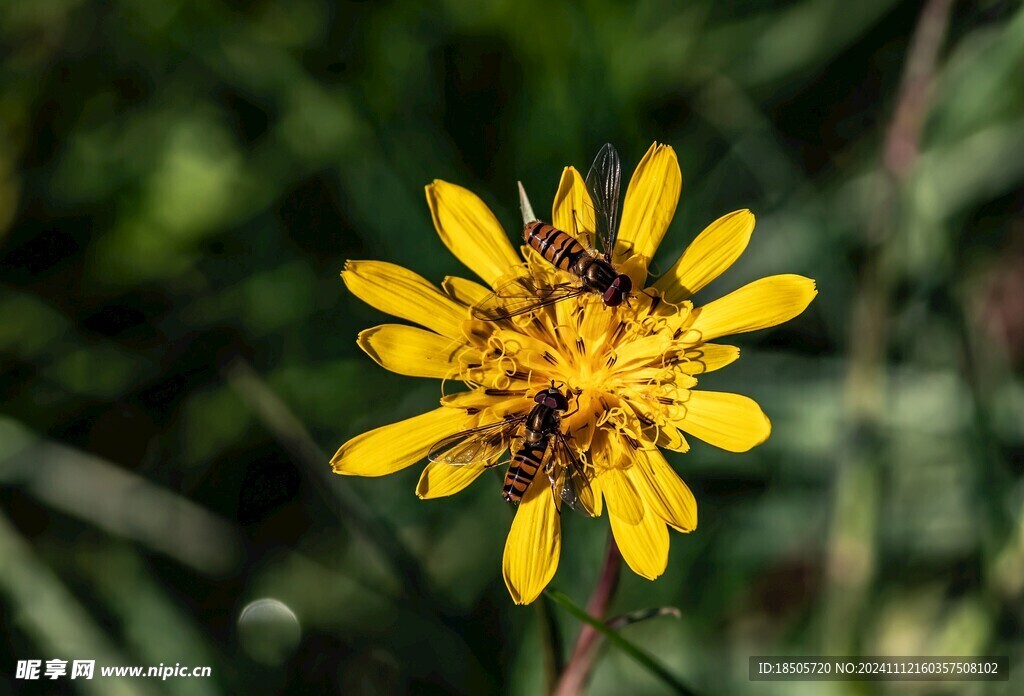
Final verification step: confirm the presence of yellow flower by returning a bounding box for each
[332,142,816,604]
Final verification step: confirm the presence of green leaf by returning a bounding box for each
[546,590,699,695]
[607,606,683,630]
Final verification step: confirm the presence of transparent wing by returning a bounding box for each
[548,431,597,516]
[471,276,589,321]
[584,143,622,259]
[427,416,526,467]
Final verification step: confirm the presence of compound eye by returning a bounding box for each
[534,392,546,404]
[603,286,623,306]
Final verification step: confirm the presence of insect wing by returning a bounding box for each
[548,432,597,516]
[471,276,588,321]
[584,143,622,259]
[427,416,526,467]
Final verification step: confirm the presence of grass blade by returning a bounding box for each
[546,589,698,695]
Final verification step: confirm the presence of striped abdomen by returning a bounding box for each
[524,222,586,272]
[503,438,550,504]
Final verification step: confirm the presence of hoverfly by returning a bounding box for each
[427,386,595,514]
[472,143,633,321]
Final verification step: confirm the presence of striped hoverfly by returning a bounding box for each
[428,386,595,514]
[472,143,634,321]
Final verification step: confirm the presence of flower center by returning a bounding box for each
[451,266,702,474]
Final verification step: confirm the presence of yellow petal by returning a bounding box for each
[343,261,468,339]
[656,425,690,453]
[618,254,650,292]
[357,325,468,379]
[502,476,561,604]
[588,468,605,517]
[654,210,755,303]
[551,167,596,245]
[331,407,471,476]
[442,389,529,414]
[634,448,697,532]
[685,275,817,342]
[615,143,681,275]
[442,276,491,306]
[607,468,669,580]
[676,344,741,375]
[675,390,771,453]
[613,334,673,370]
[441,391,532,422]
[601,467,643,524]
[426,180,522,288]
[492,329,565,374]
[416,462,489,498]
[521,243,550,274]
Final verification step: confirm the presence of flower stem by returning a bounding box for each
[552,536,622,696]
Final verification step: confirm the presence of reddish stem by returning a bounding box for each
[883,0,955,180]
[553,537,622,696]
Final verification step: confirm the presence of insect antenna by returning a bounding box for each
[549,378,571,392]
[628,287,662,313]
[562,384,582,418]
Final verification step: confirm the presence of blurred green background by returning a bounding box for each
[2,0,1024,693]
